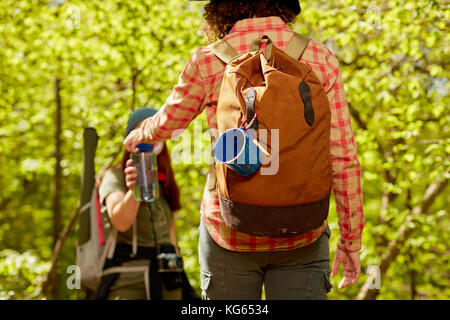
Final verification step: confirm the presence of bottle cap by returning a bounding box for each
[136,143,153,152]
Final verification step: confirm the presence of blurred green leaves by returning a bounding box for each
[0,0,448,300]
[0,250,50,300]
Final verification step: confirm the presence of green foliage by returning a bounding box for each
[0,250,50,300]
[0,0,206,299]
[295,0,449,300]
[0,0,448,300]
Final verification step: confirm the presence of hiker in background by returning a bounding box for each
[97,107,194,300]
[124,0,364,299]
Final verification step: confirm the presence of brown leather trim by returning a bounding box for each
[299,80,314,126]
[219,192,330,238]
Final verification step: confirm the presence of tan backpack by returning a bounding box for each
[209,33,332,237]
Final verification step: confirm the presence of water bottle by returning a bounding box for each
[132,143,160,202]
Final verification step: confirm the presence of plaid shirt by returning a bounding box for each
[141,17,364,252]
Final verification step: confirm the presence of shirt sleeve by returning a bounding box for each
[98,168,126,206]
[326,51,365,252]
[140,48,207,142]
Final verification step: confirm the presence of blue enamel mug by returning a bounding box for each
[214,127,261,176]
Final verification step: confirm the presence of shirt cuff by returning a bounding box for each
[140,117,154,142]
[337,236,362,252]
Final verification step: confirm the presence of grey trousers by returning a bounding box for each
[198,219,333,300]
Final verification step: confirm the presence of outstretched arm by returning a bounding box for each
[124,48,207,152]
[325,49,365,288]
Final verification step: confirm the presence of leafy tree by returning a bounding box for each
[0,250,50,300]
[0,0,447,300]
[295,0,449,299]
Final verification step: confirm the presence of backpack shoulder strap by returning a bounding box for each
[131,220,137,257]
[209,39,240,64]
[284,33,310,60]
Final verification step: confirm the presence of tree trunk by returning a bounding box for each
[410,269,416,300]
[78,128,98,300]
[131,71,137,110]
[50,77,63,299]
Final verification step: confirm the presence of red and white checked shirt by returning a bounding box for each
[141,17,364,252]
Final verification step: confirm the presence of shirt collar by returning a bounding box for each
[229,16,288,34]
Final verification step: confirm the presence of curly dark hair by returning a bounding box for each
[203,0,301,39]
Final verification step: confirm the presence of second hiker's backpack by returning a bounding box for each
[210,34,332,237]
[76,128,117,291]
[76,187,116,291]
[77,128,143,294]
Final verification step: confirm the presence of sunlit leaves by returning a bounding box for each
[0,0,448,300]
[295,0,449,300]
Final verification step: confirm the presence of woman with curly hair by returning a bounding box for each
[125,0,364,300]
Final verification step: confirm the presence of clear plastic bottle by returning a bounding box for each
[132,143,160,202]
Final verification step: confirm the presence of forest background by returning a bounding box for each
[0,0,448,300]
